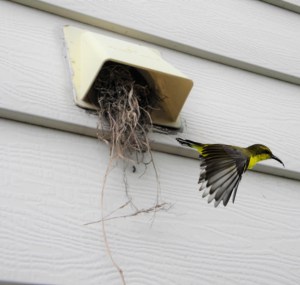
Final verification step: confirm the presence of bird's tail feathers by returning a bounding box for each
[176,138,203,148]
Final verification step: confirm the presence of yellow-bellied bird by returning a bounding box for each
[176,138,284,207]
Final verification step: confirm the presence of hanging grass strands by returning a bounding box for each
[91,61,162,161]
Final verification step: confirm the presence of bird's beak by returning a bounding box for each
[271,154,285,167]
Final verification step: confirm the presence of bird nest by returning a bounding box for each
[90,61,162,160]
[87,61,168,284]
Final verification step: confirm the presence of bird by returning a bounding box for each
[176,138,284,207]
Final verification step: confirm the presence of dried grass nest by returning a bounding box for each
[87,61,167,285]
[90,61,162,160]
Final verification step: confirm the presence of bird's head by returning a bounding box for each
[247,144,284,167]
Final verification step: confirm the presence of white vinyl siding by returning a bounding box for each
[1,1,300,178]
[11,0,300,84]
[1,1,300,284]
[1,118,300,285]
[262,0,300,14]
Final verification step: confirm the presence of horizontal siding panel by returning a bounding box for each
[1,118,300,285]
[262,0,300,14]
[10,0,300,85]
[1,1,300,179]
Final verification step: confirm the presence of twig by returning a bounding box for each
[123,162,139,212]
[84,200,132,226]
[149,151,161,226]
[85,202,172,225]
[100,154,126,285]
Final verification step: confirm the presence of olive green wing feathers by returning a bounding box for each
[198,144,249,207]
[176,138,249,207]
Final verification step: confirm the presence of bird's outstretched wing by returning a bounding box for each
[198,144,249,207]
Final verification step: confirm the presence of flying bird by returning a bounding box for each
[176,138,284,207]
